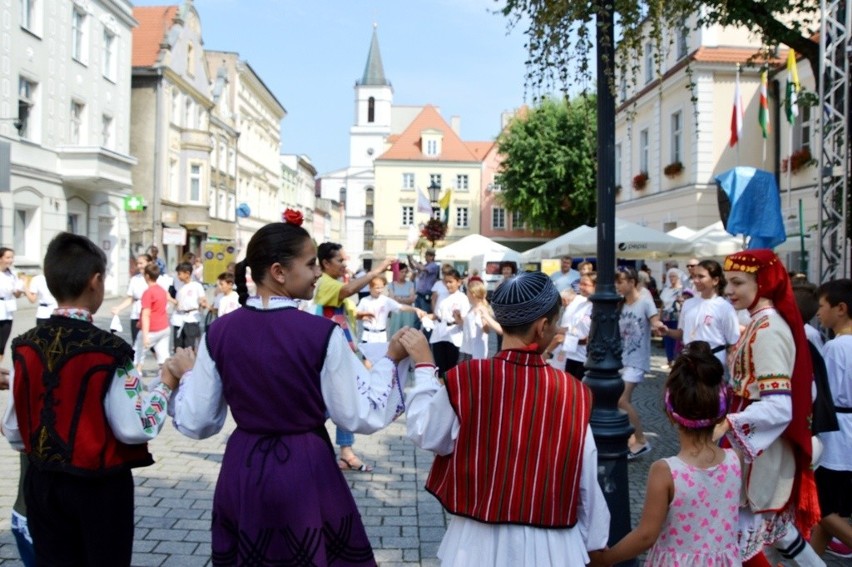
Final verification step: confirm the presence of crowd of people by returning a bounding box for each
[0,221,850,566]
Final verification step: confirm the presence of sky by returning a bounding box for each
[132,0,535,174]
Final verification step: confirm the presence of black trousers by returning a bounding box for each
[26,466,135,566]
[174,322,201,350]
[432,341,460,377]
[564,359,586,380]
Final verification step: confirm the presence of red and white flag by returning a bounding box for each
[730,68,744,147]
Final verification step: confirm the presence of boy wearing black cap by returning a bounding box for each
[406,271,610,566]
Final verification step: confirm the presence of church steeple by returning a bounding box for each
[359,24,390,87]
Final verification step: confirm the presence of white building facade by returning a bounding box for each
[2,0,137,293]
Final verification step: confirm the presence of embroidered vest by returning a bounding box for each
[425,350,593,528]
[12,318,152,475]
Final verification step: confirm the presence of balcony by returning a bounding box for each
[181,129,213,152]
[56,146,137,191]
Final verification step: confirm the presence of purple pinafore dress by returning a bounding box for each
[206,305,376,566]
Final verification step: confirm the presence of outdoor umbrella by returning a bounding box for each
[553,218,693,259]
[435,234,515,261]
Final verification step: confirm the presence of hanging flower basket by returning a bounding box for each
[632,171,649,190]
[781,148,815,174]
[663,161,683,178]
[420,218,448,247]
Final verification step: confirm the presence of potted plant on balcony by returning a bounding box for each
[781,147,815,174]
[663,161,683,178]
[632,171,649,190]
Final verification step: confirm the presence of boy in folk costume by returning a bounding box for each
[406,271,610,566]
[719,250,823,567]
[3,233,178,565]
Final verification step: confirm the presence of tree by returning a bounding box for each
[496,96,597,232]
[497,0,821,93]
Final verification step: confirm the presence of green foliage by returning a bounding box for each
[495,96,597,232]
[496,0,821,96]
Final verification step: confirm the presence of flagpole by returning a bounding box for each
[787,112,793,210]
[736,64,741,166]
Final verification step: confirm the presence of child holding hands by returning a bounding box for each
[590,341,742,567]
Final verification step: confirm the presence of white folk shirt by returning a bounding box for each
[430,290,470,347]
[405,371,610,566]
[171,281,205,327]
[0,269,23,320]
[171,296,435,439]
[357,294,402,343]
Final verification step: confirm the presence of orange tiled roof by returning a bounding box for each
[465,141,495,160]
[692,46,786,66]
[377,105,481,162]
[132,5,178,68]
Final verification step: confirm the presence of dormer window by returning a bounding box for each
[422,129,443,157]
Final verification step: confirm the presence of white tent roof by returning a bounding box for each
[521,225,593,262]
[667,225,697,240]
[434,234,515,261]
[552,219,693,259]
[689,221,807,258]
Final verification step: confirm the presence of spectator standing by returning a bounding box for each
[408,249,440,315]
[0,247,24,362]
[550,255,580,292]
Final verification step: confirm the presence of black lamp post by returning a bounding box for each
[427,180,441,217]
[583,2,636,565]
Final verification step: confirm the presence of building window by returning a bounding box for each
[367,97,375,123]
[639,128,649,173]
[18,77,36,139]
[492,207,506,230]
[402,172,415,189]
[364,220,374,250]
[21,0,36,31]
[103,29,116,80]
[431,206,441,221]
[671,111,682,164]
[401,206,414,226]
[794,104,812,151]
[101,114,113,148]
[676,21,688,60]
[208,187,217,218]
[14,207,36,258]
[227,194,236,221]
[455,174,469,191]
[644,42,654,84]
[365,187,374,217]
[189,164,202,202]
[615,143,622,187]
[456,207,469,228]
[70,100,84,145]
[218,190,227,220]
[185,98,193,129]
[425,139,438,156]
[72,7,86,63]
[168,158,178,200]
[67,213,80,235]
[187,43,195,76]
[429,173,442,188]
[171,89,180,125]
[511,210,524,229]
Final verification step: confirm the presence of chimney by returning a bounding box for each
[450,116,461,136]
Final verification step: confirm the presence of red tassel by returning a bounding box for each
[795,467,821,539]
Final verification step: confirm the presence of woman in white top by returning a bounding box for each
[0,247,24,362]
[658,259,740,368]
[559,272,596,379]
[24,273,58,326]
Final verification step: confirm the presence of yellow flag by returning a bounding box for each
[438,189,452,209]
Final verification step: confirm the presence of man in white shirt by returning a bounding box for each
[171,262,207,351]
[550,256,580,292]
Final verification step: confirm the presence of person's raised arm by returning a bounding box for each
[338,258,394,301]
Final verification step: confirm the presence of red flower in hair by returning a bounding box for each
[282,208,304,226]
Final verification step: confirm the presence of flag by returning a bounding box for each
[758,67,770,138]
[785,49,800,124]
[416,188,432,213]
[438,190,452,223]
[730,67,743,147]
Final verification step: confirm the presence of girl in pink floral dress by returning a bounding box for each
[590,341,742,567]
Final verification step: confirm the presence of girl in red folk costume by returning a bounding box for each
[719,250,823,567]
[406,271,610,566]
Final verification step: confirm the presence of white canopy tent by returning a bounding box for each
[520,225,593,262]
[552,219,694,259]
[689,221,807,258]
[666,225,698,240]
[435,234,515,261]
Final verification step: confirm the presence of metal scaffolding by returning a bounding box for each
[818,0,851,281]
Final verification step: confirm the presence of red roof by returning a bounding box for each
[378,105,481,162]
[465,141,495,160]
[692,46,786,66]
[132,5,178,68]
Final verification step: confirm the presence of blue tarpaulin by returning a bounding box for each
[715,167,786,250]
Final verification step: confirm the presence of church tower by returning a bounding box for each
[350,25,393,168]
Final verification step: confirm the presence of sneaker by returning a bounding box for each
[627,442,652,461]
[826,538,852,559]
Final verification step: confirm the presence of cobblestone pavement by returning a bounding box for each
[0,299,845,566]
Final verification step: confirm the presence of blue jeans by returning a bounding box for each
[336,426,355,447]
[11,511,34,567]
[662,319,679,363]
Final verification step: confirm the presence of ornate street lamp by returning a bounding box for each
[583,2,637,565]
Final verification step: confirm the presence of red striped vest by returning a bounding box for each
[12,318,153,475]
[425,349,593,528]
